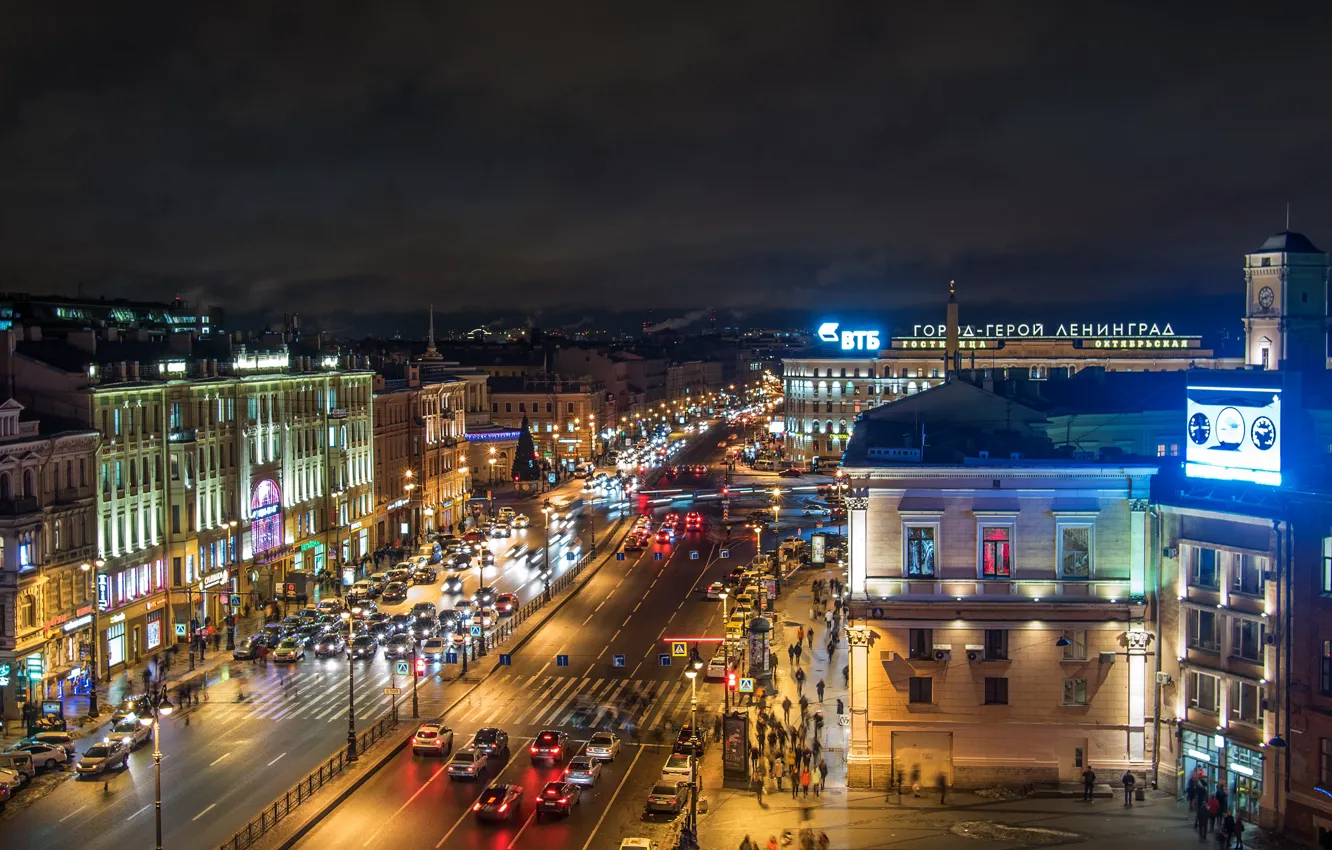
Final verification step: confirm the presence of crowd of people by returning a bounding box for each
[1185,768,1246,847]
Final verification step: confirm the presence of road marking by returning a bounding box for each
[596,645,607,661]
[267,752,286,766]
[667,611,676,623]
[362,764,446,847]
[581,612,595,625]
[60,805,88,822]
[621,616,632,627]
[127,804,151,821]
[632,602,641,612]
[435,785,495,848]
[611,629,621,641]
[631,661,642,677]
[581,744,646,850]
[535,661,551,678]
[209,752,230,766]
[192,803,217,821]
[583,663,595,678]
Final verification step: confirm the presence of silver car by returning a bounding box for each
[586,732,621,761]
[76,740,130,776]
[563,756,601,786]
[645,781,687,814]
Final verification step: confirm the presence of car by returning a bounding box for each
[645,780,688,814]
[778,467,802,478]
[421,637,449,661]
[0,782,10,807]
[586,732,621,762]
[447,746,487,779]
[673,726,707,756]
[111,718,153,749]
[411,566,438,584]
[0,766,23,794]
[410,616,438,640]
[316,598,344,615]
[348,635,378,659]
[412,721,454,756]
[441,575,463,594]
[489,524,511,539]
[411,601,438,619]
[624,534,647,551]
[389,613,415,633]
[77,740,130,776]
[385,567,413,584]
[685,511,703,530]
[233,633,265,660]
[9,742,67,770]
[366,614,394,640]
[663,512,680,527]
[655,528,674,544]
[473,783,523,822]
[462,530,486,544]
[529,730,568,764]
[660,753,694,783]
[294,607,320,624]
[21,732,79,759]
[454,600,476,622]
[473,586,498,606]
[295,624,324,647]
[801,504,831,517]
[480,549,496,567]
[385,634,415,659]
[451,553,473,571]
[563,755,602,785]
[704,581,726,600]
[110,695,151,725]
[706,651,728,680]
[497,507,516,522]
[349,580,379,600]
[350,599,378,617]
[380,582,409,603]
[619,840,658,850]
[512,514,530,528]
[475,607,496,627]
[272,637,307,662]
[472,727,509,756]
[536,780,581,818]
[313,632,346,657]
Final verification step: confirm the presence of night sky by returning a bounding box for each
[1,3,1329,335]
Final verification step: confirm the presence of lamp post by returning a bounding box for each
[411,640,420,719]
[770,487,783,593]
[403,472,416,544]
[488,447,496,486]
[80,559,106,713]
[341,609,359,763]
[139,685,173,850]
[686,660,703,834]
[719,590,730,710]
[542,499,553,603]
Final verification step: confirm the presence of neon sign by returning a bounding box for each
[1185,374,1282,486]
[251,479,283,553]
[816,322,881,351]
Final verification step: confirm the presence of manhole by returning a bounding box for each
[951,821,1081,844]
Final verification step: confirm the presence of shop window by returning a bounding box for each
[907,629,933,660]
[904,525,937,577]
[1190,546,1220,589]
[1057,523,1093,578]
[980,525,1012,577]
[1232,553,1264,596]
[1230,619,1264,662]
[1062,630,1087,660]
[1062,678,1088,705]
[1187,609,1220,652]
[908,677,932,703]
[984,629,1008,660]
[983,677,1009,705]
[1190,671,1219,713]
[1229,681,1261,724]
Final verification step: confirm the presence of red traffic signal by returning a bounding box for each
[415,657,426,677]
[726,671,738,691]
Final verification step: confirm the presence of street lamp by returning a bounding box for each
[138,686,173,850]
[685,660,703,835]
[718,590,730,710]
[341,609,359,763]
[541,500,553,603]
[488,447,497,485]
[80,560,105,714]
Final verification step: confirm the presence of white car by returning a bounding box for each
[8,742,69,769]
[586,732,621,761]
[706,651,728,680]
[111,718,152,749]
[512,514,531,528]
[453,600,476,623]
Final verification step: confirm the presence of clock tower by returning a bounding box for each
[1243,230,1329,370]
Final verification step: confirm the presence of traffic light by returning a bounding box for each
[415,656,426,677]
[726,671,738,691]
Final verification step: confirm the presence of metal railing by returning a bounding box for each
[216,712,397,850]
[473,549,593,657]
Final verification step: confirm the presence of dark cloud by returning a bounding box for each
[0,2,1329,330]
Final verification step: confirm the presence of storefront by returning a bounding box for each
[1227,744,1264,821]
[293,541,324,574]
[145,610,164,653]
[1178,729,1264,817]
[1179,729,1224,798]
[105,619,127,670]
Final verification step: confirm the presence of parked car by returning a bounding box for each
[20,732,79,758]
[645,780,688,814]
[0,752,35,784]
[8,741,67,770]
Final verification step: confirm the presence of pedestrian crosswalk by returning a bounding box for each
[189,662,425,722]
[445,673,702,732]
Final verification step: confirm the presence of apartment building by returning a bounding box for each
[487,377,608,471]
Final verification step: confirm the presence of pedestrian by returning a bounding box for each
[800,766,812,797]
[797,626,805,646]
[1234,814,1245,848]
[1121,769,1136,807]
[787,644,795,666]
[809,606,817,623]
[714,714,723,742]
[1082,764,1096,801]
[773,757,785,790]
[819,758,828,793]
[816,679,825,702]
[1206,794,1221,833]
[799,694,809,717]
[826,637,836,658]
[766,836,778,850]
[1195,800,1209,841]
[796,667,806,694]
[813,763,824,797]
[794,643,803,664]
[825,610,833,631]
[1215,786,1229,823]
[782,696,792,725]
[814,712,824,740]
[791,765,801,799]
[1222,811,1236,849]
[1186,775,1199,812]
[910,764,921,796]
[807,624,815,648]
[937,772,948,804]
[740,836,756,850]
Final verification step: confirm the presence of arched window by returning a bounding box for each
[845,382,855,395]
[883,366,893,378]
[840,368,847,378]
[826,419,835,434]
[0,473,10,500]
[854,368,861,377]
[839,419,847,433]
[22,468,34,497]
[812,421,822,434]
[907,381,918,394]
[830,382,841,394]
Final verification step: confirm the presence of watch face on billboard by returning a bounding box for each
[1185,378,1282,486]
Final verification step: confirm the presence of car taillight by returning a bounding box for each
[498,803,508,813]
[553,746,560,754]
[472,803,481,811]
[530,746,538,754]
[559,798,568,804]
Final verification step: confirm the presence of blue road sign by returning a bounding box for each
[557,654,570,667]
[470,625,483,637]
[658,653,671,667]
[616,552,626,561]
[613,654,626,668]
[396,661,410,676]
[499,654,512,666]
[689,550,699,560]
[445,652,458,664]
[567,552,575,561]
[653,552,663,561]
[719,549,730,559]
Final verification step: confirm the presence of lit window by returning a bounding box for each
[1057,524,1093,578]
[904,525,936,577]
[1189,671,1219,712]
[980,525,1011,577]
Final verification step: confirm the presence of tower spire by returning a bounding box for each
[421,303,443,361]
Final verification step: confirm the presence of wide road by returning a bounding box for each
[5,483,633,850]
[290,435,752,850]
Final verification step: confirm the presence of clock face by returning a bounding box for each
[1258,286,1275,310]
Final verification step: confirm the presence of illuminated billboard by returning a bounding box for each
[816,322,881,352]
[1185,375,1282,486]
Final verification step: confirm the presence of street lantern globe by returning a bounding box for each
[159,701,174,716]
[139,715,152,727]
[693,658,703,671]
[685,670,697,681]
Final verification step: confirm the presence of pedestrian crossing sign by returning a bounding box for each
[719,549,729,559]
[613,654,625,668]
[499,654,511,666]
[658,653,671,666]
[654,552,663,561]
[470,625,483,637]
[689,550,699,560]
[396,661,410,676]
[616,552,626,560]
[557,654,570,667]
[671,641,688,657]
[445,652,458,664]
[174,623,187,637]
[739,677,755,693]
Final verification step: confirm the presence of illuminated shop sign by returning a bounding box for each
[899,336,1196,350]
[97,574,110,611]
[387,498,410,511]
[816,322,881,351]
[1185,374,1283,486]
[232,347,290,373]
[62,614,93,633]
[910,322,1178,339]
[203,569,231,589]
[467,430,522,443]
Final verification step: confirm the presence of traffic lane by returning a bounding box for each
[557,742,683,850]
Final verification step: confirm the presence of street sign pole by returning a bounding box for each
[390,656,398,722]
[411,642,419,719]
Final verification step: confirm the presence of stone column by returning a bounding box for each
[846,624,872,787]
[1126,623,1151,763]
[1130,498,1148,598]
[847,491,869,597]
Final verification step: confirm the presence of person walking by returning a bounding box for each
[797,626,805,646]
[773,757,785,790]
[794,643,803,665]
[787,644,796,666]
[791,764,800,799]
[1206,794,1221,834]
[806,624,816,649]
[782,696,792,725]
[842,664,849,687]
[1215,786,1230,824]
[1121,769,1136,807]
[825,609,834,631]
[818,758,829,793]
[796,667,806,694]
[1221,811,1236,849]
[1081,765,1096,801]
[800,766,812,798]
[799,694,810,719]
[910,764,922,797]
[937,771,948,804]
[1185,775,1199,812]
[816,679,825,702]
[1233,813,1245,848]
[1195,799,1209,841]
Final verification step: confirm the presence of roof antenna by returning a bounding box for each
[1285,202,1290,231]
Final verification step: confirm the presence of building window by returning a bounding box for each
[1322,536,1332,594]
[1322,739,1332,788]
[980,525,1012,577]
[20,595,36,628]
[504,403,511,413]
[983,677,1009,705]
[1057,523,1092,578]
[1062,630,1087,660]
[1231,619,1264,662]
[908,677,933,704]
[1322,641,1332,696]
[1232,553,1264,596]
[1190,671,1219,713]
[1062,678,1088,705]
[1187,608,1220,652]
[1230,681,1261,724]
[566,403,574,413]
[907,629,933,660]
[1190,546,1220,589]
[984,629,1008,660]
[904,524,937,577]
[1156,444,1167,457]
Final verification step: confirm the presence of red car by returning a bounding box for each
[495,593,518,615]
[463,530,486,543]
[656,528,674,545]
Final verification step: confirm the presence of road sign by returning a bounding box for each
[396,661,410,676]
[671,641,688,657]
[689,550,699,560]
[613,654,626,668]
[499,654,512,666]
[719,549,730,559]
[470,625,483,637]
[658,653,671,667]
[567,552,575,561]
[383,687,402,695]
[616,552,626,561]
[445,652,458,664]
[556,654,570,667]
[739,677,755,693]
[653,552,663,561]
[229,594,242,607]
[174,623,187,637]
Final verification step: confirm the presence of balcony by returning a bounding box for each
[859,577,1136,605]
[0,497,40,518]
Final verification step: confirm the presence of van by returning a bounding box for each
[753,458,776,471]
[0,752,35,784]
